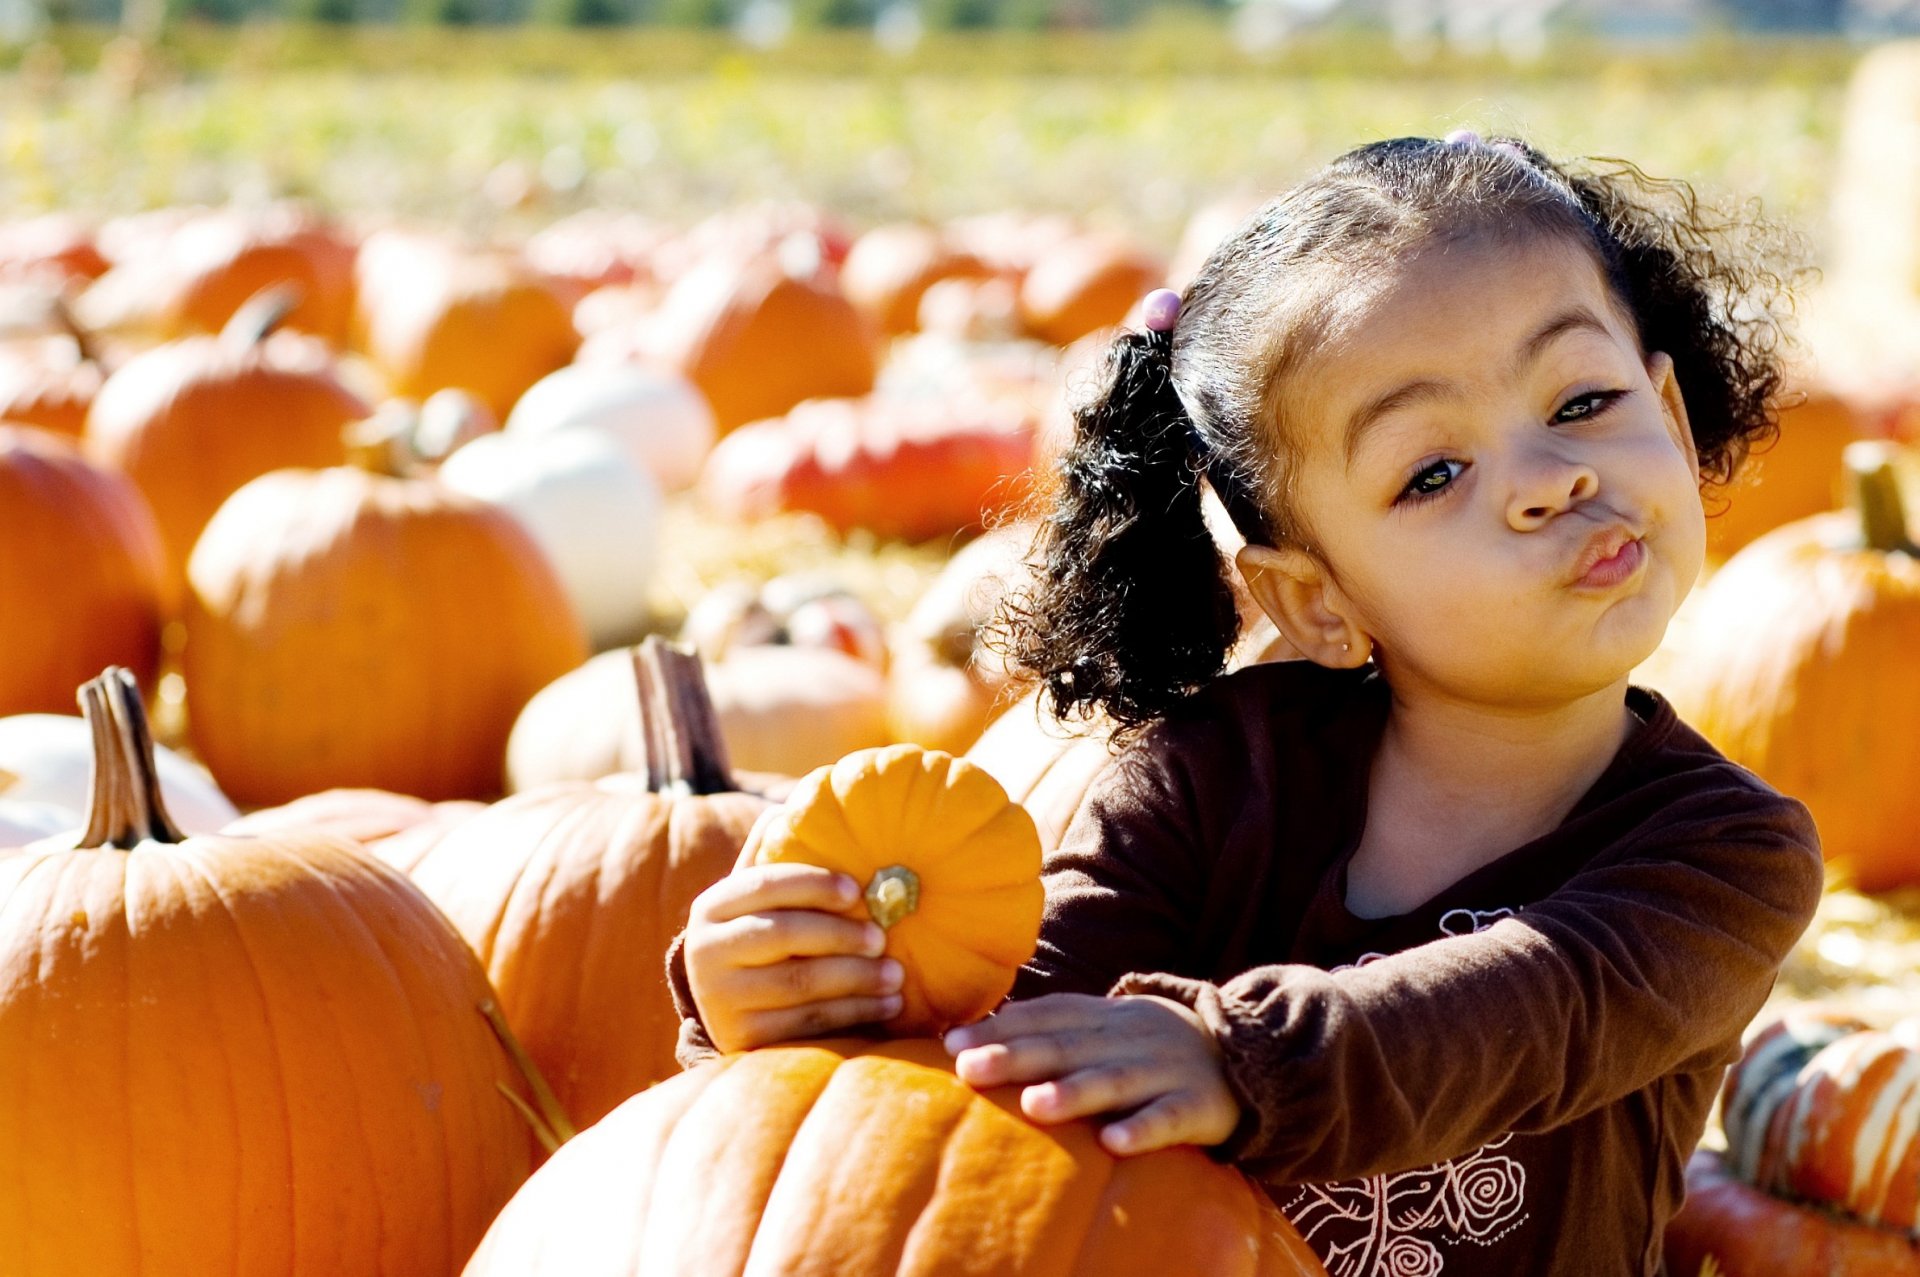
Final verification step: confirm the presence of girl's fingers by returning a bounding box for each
[1017,1061,1165,1125]
[952,1028,1115,1089]
[726,954,905,1012]
[739,993,906,1048]
[943,993,1114,1053]
[692,864,861,925]
[1099,1091,1214,1157]
[709,910,886,966]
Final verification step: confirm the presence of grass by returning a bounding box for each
[0,26,1861,262]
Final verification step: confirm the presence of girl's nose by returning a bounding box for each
[1506,454,1601,530]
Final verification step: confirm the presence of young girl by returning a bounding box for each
[670,134,1826,1276]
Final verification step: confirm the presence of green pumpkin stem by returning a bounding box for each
[479,997,578,1154]
[633,636,735,797]
[1848,441,1918,555]
[77,667,185,850]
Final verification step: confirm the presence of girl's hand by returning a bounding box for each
[683,863,905,1054]
[943,993,1242,1156]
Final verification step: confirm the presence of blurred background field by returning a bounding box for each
[0,24,1861,256]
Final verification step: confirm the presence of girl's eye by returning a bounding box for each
[1399,459,1465,505]
[1554,389,1628,423]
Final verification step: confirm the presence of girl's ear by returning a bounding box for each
[1234,543,1375,669]
[1646,350,1698,471]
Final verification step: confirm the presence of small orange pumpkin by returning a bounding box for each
[745,743,1044,1038]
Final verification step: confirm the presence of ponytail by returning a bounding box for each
[1001,326,1241,735]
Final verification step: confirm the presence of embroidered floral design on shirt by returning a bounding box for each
[1281,906,1529,1277]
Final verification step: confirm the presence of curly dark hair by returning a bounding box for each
[1000,134,1808,736]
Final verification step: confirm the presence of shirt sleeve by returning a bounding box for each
[1011,729,1217,1002]
[664,929,722,1070]
[1115,786,1825,1188]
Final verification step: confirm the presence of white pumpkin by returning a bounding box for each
[502,362,715,492]
[438,429,663,650]
[0,713,239,833]
[0,800,76,847]
[506,643,890,791]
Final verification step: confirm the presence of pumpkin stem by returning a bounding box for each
[220,282,303,351]
[865,865,921,930]
[76,667,185,850]
[633,636,735,797]
[47,292,104,368]
[479,997,578,1154]
[1847,441,1919,555]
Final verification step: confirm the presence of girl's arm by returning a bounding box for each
[961,781,1824,1185]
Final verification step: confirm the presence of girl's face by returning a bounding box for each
[1239,232,1707,708]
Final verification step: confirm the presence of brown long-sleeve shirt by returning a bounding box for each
[669,660,1823,1277]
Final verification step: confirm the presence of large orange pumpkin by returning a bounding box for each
[463,751,1326,1277]
[394,639,779,1129]
[1661,442,1920,892]
[840,222,991,337]
[462,1036,1329,1277]
[1703,384,1864,561]
[0,426,167,714]
[84,287,370,589]
[183,461,588,806]
[0,668,538,1276]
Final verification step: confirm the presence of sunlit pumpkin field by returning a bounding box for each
[6,25,1920,1276]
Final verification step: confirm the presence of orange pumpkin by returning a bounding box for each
[646,247,879,434]
[884,525,1031,754]
[745,744,1043,1038]
[840,222,991,337]
[1704,384,1864,561]
[462,1036,1329,1277]
[1018,232,1165,347]
[0,668,539,1276]
[1663,1150,1920,1276]
[357,235,580,422]
[699,394,1037,543]
[464,763,1324,1277]
[1661,442,1920,893]
[76,205,358,345]
[0,426,167,714]
[0,322,107,440]
[84,287,370,590]
[1663,1007,1920,1274]
[226,786,486,872]
[393,639,778,1129]
[183,461,588,806]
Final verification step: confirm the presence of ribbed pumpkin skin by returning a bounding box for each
[84,332,369,587]
[400,775,771,1129]
[748,746,1044,1037]
[1663,1150,1920,1277]
[0,832,534,1276]
[1660,510,1920,892]
[1721,1012,1920,1234]
[0,427,167,713]
[183,467,589,806]
[463,1039,1328,1277]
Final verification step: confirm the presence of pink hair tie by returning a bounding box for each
[1142,288,1181,333]
[1443,128,1482,147]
